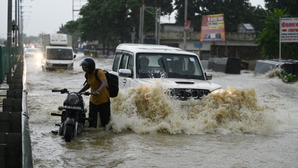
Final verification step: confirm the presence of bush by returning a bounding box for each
[276,69,298,83]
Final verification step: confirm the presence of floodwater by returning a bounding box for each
[26,53,298,168]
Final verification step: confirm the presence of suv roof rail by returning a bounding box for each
[116,43,182,51]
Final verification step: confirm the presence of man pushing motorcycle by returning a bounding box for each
[78,57,111,128]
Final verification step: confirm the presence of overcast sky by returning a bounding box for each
[0,0,265,38]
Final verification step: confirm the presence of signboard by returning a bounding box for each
[184,20,191,32]
[50,34,68,45]
[194,43,203,48]
[200,14,225,42]
[280,17,298,42]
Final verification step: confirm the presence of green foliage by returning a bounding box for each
[173,0,266,32]
[265,0,298,17]
[57,20,81,44]
[255,8,298,59]
[77,0,172,45]
[276,69,298,83]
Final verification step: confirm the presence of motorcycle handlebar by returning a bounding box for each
[52,88,68,94]
[52,89,95,96]
[82,92,95,96]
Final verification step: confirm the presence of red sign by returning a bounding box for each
[184,20,191,32]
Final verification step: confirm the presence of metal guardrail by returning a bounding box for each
[0,46,20,84]
[22,55,33,168]
[0,46,9,83]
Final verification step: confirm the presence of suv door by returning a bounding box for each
[112,51,122,72]
[118,51,134,89]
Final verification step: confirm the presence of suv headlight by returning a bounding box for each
[67,93,79,105]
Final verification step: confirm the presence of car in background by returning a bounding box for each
[111,43,222,101]
[25,48,39,57]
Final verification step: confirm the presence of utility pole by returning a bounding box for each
[155,8,159,44]
[7,0,12,49]
[139,0,145,44]
[7,0,12,73]
[155,0,161,44]
[19,3,23,50]
[72,0,87,20]
[14,0,18,46]
[18,0,22,50]
[183,0,188,50]
[7,0,13,74]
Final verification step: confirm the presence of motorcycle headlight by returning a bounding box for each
[67,93,80,106]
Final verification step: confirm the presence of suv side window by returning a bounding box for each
[126,53,134,74]
[112,51,122,72]
[119,52,134,77]
[119,54,128,69]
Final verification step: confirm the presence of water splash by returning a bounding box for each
[110,81,277,135]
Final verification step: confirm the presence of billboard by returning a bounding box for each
[280,17,298,42]
[200,14,225,42]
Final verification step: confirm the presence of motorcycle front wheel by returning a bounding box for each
[58,123,64,136]
[64,124,73,142]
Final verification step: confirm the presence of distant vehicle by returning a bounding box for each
[41,34,76,71]
[25,48,38,57]
[111,43,222,101]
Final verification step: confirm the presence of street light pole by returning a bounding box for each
[18,0,22,50]
[7,0,13,74]
[15,0,18,46]
[7,0,12,49]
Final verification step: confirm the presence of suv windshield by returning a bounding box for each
[136,53,204,80]
[47,48,73,60]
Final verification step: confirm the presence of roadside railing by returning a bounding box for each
[0,46,20,83]
[0,46,33,168]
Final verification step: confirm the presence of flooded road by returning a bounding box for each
[26,53,298,168]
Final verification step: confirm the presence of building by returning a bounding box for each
[159,24,261,60]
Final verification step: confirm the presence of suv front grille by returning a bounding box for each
[167,88,210,100]
[53,64,68,68]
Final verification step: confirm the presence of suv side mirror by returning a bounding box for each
[119,69,132,77]
[205,72,212,80]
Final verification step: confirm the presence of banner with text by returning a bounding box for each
[200,14,225,42]
[280,17,298,42]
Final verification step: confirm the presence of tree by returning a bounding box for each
[173,0,266,32]
[255,8,298,59]
[174,0,203,31]
[79,0,104,42]
[245,5,266,32]
[57,20,81,46]
[265,0,298,17]
[77,0,173,55]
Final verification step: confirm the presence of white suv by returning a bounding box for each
[111,43,222,100]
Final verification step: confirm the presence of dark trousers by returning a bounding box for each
[89,101,111,128]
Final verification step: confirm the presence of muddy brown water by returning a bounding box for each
[26,53,298,168]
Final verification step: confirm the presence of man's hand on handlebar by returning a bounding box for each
[92,91,100,96]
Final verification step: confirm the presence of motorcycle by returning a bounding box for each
[51,88,93,142]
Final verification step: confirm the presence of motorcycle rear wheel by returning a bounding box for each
[64,124,73,142]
